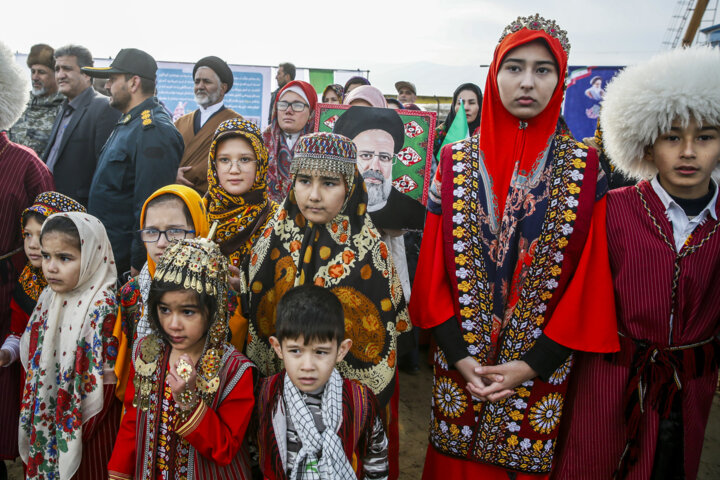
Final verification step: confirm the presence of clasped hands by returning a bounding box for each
[455,356,537,402]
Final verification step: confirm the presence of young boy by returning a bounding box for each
[553,46,720,480]
[256,284,389,480]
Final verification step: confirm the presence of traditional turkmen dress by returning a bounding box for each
[553,181,720,479]
[411,130,619,476]
[0,132,54,460]
[109,342,255,480]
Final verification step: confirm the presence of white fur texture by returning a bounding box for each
[0,41,29,131]
[600,46,720,180]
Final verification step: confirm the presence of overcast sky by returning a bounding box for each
[4,0,716,95]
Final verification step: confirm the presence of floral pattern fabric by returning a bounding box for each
[206,118,279,267]
[19,212,118,480]
[427,130,602,473]
[245,166,411,407]
[18,191,86,304]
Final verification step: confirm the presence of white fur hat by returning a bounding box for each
[0,41,29,131]
[600,46,720,180]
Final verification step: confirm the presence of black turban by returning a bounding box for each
[193,56,234,92]
[332,106,405,154]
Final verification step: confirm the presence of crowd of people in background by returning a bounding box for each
[0,11,719,480]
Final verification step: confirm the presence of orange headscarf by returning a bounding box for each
[479,15,569,219]
[140,184,210,275]
[114,185,209,402]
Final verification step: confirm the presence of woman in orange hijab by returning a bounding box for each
[410,14,618,479]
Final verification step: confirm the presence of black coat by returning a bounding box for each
[43,86,120,207]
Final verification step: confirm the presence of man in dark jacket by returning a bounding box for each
[43,44,120,207]
[85,48,184,280]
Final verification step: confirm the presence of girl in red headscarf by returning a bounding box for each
[410,14,619,479]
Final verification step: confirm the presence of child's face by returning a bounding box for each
[647,118,720,199]
[215,136,258,196]
[293,170,347,224]
[143,201,194,265]
[157,289,210,356]
[41,232,81,293]
[270,335,352,393]
[23,217,44,268]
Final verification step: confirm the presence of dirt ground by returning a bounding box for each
[397,354,720,479]
[5,362,719,479]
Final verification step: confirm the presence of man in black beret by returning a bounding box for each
[175,56,241,193]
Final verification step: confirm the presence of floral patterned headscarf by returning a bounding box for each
[245,133,411,406]
[19,212,118,479]
[206,118,278,267]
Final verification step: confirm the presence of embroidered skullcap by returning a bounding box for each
[194,56,234,92]
[333,105,405,154]
[23,192,87,221]
[290,132,357,190]
[600,46,720,180]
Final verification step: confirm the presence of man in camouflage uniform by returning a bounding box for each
[9,44,64,156]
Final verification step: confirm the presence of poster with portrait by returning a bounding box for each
[563,66,623,140]
[314,104,436,230]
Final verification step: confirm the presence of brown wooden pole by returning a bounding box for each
[682,0,710,46]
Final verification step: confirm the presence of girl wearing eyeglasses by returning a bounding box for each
[263,80,318,203]
[112,184,209,403]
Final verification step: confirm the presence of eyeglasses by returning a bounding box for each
[215,157,257,171]
[276,100,308,112]
[139,228,195,243]
[357,151,396,165]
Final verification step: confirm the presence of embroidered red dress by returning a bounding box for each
[409,15,619,477]
[108,342,255,480]
[552,181,720,480]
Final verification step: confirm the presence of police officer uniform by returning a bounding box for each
[84,49,184,278]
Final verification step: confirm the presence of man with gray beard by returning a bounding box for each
[9,44,64,156]
[174,56,241,194]
[333,106,419,302]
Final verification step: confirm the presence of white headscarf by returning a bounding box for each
[19,212,118,480]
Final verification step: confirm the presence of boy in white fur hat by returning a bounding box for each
[553,46,720,480]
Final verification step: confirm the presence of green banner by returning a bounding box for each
[309,69,334,94]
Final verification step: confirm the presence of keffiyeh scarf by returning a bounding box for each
[285,370,355,480]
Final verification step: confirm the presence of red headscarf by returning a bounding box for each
[277,80,318,112]
[265,80,318,201]
[479,16,569,218]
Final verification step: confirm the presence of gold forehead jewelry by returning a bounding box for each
[499,13,570,55]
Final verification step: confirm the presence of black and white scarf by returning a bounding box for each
[284,370,356,480]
